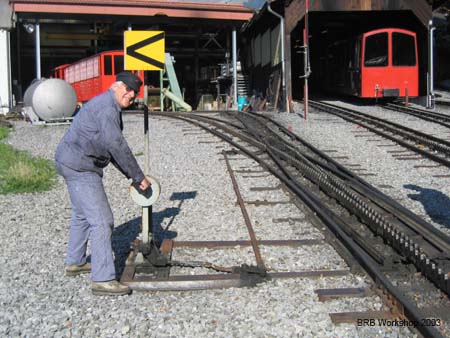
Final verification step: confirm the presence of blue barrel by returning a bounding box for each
[237,96,247,111]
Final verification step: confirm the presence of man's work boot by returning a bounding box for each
[65,262,91,276]
[91,280,130,296]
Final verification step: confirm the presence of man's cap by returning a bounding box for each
[116,71,142,93]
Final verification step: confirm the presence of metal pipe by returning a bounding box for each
[16,25,22,96]
[142,105,151,246]
[267,2,287,112]
[93,23,98,54]
[161,88,192,111]
[35,21,41,79]
[303,26,308,119]
[5,30,12,113]
[232,28,238,108]
[304,0,310,119]
[427,20,435,109]
[144,105,150,175]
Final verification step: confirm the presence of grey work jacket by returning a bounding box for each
[55,89,145,183]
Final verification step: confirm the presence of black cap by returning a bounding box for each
[116,71,142,93]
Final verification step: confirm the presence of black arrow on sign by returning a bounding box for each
[126,32,165,69]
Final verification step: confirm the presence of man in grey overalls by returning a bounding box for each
[55,71,150,296]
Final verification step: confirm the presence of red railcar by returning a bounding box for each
[323,28,418,98]
[51,50,144,103]
[50,64,70,80]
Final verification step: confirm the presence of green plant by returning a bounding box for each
[0,126,11,141]
[0,127,57,194]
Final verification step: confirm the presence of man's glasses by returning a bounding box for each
[122,83,138,95]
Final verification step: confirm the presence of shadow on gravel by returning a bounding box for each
[404,184,450,229]
[112,190,197,277]
[153,191,198,246]
[112,217,141,278]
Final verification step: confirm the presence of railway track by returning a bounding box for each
[436,100,450,108]
[309,100,450,168]
[145,111,450,338]
[382,102,450,128]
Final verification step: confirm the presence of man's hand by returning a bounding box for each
[139,177,151,191]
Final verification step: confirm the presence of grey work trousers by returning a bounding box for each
[56,161,116,282]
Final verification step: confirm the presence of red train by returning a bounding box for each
[321,28,418,98]
[51,50,144,103]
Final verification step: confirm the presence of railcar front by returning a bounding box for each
[361,28,418,98]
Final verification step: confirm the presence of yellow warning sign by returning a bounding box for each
[124,31,165,71]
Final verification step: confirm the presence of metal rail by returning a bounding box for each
[160,111,446,338]
[245,111,450,253]
[383,102,450,128]
[310,100,450,168]
[122,111,350,291]
[435,100,450,107]
[223,150,266,271]
[241,112,450,299]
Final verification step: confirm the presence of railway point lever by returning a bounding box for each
[129,104,162,262]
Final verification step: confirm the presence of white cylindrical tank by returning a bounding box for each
[24,78,77,121]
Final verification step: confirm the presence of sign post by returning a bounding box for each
[125,30,165,256]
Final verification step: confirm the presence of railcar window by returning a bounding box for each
[364,33,388,67]
[104,55,113,75]
[114,55,124,74]
[392,33,416,66]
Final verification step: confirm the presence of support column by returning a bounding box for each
[35,21,41,80]
[0,29,12,114]
[232,28,238,108]
[427,20,435,109]
[267,4,287,112]
[195,31,199,105]
[285,32,292,113]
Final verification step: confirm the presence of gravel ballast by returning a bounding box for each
[0,111,431,337]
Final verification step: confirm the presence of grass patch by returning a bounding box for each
[0,126,57,194]
[0,126,11,140]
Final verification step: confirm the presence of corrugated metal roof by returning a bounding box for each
[169,0,265,9]
[10,0,256,11]
[10,0,256,20]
